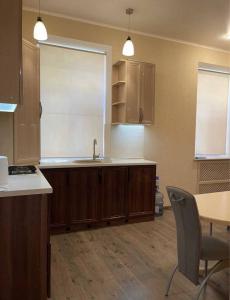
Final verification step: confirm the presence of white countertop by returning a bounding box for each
[0,169,52,198]
[0,159,155,198]
[39,158,157,169]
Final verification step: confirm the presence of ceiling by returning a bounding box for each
[23,0,230,51]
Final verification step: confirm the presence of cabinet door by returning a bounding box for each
[128,166,155,219]
[69,168,99,225]
[14,40,40,164]
[126,61,141,123]
[140,63,155,124]
[0,194,48,300]
[42,169,68,231]
[0,0,22,104]
[101,167,128,221]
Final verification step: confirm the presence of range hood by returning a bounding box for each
[0,103,17,112]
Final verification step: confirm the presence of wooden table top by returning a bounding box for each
[194,191,230,225]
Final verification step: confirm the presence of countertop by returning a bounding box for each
[0,159,156,198]
[0,169,52,198]
[39,158,157,169]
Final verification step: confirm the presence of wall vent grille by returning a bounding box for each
[197,160,230,194]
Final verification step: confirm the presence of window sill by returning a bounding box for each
[194,155,230,161]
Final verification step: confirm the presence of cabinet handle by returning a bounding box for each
[139,108,143,123]
[98,170,102,184]
[39,101,43,119]
[19,67,23,104]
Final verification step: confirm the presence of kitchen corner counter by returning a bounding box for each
[0,169,52,198]
[39,158,157,169]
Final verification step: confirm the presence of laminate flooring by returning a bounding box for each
[50,210,229,300]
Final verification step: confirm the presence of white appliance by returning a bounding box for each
[0,156,8,188]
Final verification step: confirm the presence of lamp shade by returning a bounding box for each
[122,36,134,56]
[33,17,48,41]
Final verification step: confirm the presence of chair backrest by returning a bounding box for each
[166,186,201,285]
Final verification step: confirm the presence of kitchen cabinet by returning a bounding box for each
[0,194,49,300]
[69,168,99,227]
[128,166,156,219]
[14,40,40,164]
[42,168,68,232]
[112,60,155,124]
[140,63,155,124]
[126,61,141,123]
[0,0,22,105]
[42,165,156,233]
[101,167,128,222]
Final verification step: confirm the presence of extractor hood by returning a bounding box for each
[0,103,17,112]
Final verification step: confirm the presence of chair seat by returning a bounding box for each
[201,235,229,261]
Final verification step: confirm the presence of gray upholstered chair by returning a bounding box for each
[166,186,229,300]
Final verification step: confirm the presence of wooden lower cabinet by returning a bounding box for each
[42,169,68,232]
[41,165,156,233]
[128,166,156,220]
[69,168,99,227]
[0,194,49,300]
[101,166,128,222]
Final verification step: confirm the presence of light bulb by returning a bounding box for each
[225,33,230,40]
[33,17,48,41]
[122,36,134,56]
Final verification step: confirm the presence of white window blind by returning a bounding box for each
[40,44,105,158]
[195,69,230,155]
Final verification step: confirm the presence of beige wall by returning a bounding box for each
[1,10,230,204]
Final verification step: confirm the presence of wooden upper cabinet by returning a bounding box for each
[0,0,22,104]
[14,40,40,164]
[112,60,155,125]
[126,61,141,123]
[140,63,155,124]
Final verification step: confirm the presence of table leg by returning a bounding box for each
[206,222,213,275]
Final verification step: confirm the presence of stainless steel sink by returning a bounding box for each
[72,159,103,163]
[72,158,112,164]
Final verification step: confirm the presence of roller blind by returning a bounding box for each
[40,44,105,158]
[195,69,230,155]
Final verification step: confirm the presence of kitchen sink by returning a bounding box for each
[73,159,104,163]
[72,158,111,164]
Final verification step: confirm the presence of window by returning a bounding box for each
[195,64,230,157]
[40,43,106,158]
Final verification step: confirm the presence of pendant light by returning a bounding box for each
[33,0,48,41]
[122,8,134,57]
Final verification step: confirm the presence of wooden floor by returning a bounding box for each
[50,210,229,300]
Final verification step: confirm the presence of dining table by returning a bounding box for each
[194,191,230,235]
[194,191,230,275]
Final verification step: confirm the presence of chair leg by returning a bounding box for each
[204,260,208,277]
[165,265,178,297]
[196,260,223,300]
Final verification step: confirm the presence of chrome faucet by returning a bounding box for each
[93,138,100,160]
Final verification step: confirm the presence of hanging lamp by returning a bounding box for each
[33,0,48,41]
[122,8,135,57]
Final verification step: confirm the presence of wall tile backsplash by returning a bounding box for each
[111,125,144,158]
